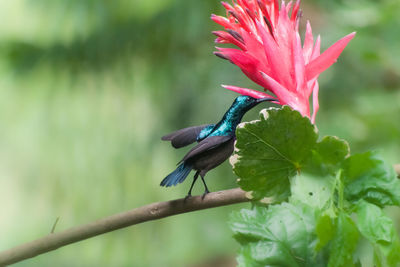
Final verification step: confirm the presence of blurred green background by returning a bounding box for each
[0,0,399,266]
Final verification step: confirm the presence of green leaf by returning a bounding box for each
[356,200,400,266]
[229,107,400,266]
[328,213,359,267]
[356,201,392,244]
[290,173,336,210]
[291,137,349,210]
[231,106,318,200]
[315,136,350,165]
[342,151,400,207]
[237,241,300,267]
[231,203,325,267]
[315,213,335,251]
[304,136,350,177]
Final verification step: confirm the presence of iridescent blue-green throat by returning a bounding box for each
[198,95,274,139]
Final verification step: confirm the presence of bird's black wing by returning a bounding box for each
[161,124,214,148]
[182,135,233,162]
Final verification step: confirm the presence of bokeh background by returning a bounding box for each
[0,0,399,266]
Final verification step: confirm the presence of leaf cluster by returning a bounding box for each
[230,106,400,266]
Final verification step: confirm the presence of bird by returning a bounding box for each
[160,95,275,197]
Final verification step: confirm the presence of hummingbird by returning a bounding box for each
[161,95,275,197]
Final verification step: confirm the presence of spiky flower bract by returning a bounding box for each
[212,0,355,123]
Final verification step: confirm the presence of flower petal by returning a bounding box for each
[311,35,321,61]
[311,81,319,124]
[303,21,314,64]
[260,72,294,104]
[212,0,355,123]
[222,85,277,101]
[291,0,301,21]
[261,71,309,116]
[306,32,356,81]
[256,20,290,87]
[293,31,306,96]
[215,47,266,86]
[211,14,232,28]
[212,31,246,50]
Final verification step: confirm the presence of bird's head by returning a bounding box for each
[233,95,276,112]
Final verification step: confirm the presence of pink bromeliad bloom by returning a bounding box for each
[212,0,355,123]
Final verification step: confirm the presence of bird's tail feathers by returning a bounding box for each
[160,163,192,187]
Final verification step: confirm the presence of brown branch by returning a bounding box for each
[2,165,400,266]
[0,188,248,266]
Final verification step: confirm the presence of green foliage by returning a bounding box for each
[327,212,359,267]
[290,173,335,210]
[355,201,400,266]
[315,214,335,251]
[343,152,400,207]
[231,107,400,266]
[232,106,318,200]
[231,203,324,267]
[304,136,349,176]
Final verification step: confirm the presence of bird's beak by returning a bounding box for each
[256,97,276,103]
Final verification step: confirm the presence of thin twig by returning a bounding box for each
[0,188,248,266]
[50,217,60,234]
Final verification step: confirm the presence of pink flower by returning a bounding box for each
[212,0,355,123]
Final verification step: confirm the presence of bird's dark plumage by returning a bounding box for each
[160,163,192,187]
[181,135,232,163]
[161,95,275,196]
[161,124,214,148]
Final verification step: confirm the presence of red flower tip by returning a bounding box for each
[222,85,278,102]
[306,32,356,81]
[214,52,231,61]
[212,0,355,123]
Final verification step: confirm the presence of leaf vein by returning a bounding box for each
[242,127,296,166]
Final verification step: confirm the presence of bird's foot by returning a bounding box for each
[201,189,210,200]
[184,194,192,202]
